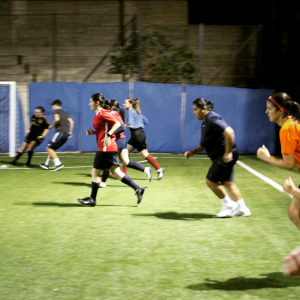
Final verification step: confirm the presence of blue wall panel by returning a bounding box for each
[132,82,182,153]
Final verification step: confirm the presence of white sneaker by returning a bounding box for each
[216,201,238,218]
[229,206,251,217]
[144,167,152,182]
[99,181,107,188]
[157,167,165,180]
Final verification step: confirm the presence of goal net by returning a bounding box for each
[0,82,24,157]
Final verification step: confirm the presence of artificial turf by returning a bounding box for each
[0,153,300,299]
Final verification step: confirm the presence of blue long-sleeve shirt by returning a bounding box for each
[126,109,148,129]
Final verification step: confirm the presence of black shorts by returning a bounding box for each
[24,132,43,146]
[116,138,127,154]
[128,128,147,152]
[47,132,69,150]
[93,151,119,170]
[206,149,239,184]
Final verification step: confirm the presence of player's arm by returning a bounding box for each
[114,124,126,134]
[49,114,60,129]
[223,126,235,163]
[184,144,205,158]
[102,121,121,147]
[257,145,295,170]
[37,128,49,140]
[67,117,74,138]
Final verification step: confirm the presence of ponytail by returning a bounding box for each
[126,97,142,114]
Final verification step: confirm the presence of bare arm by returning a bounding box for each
[49,114,60,129]
[184,144,205,158]
[68,117,74,137]
[257,145,295,170]
[102,121,121,147]
[223,127,235,163]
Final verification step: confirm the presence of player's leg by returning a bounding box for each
[120,148,152,182]
[11,141,28,165]
[122,143,135,174]
[139,149,164,180]
[110,165,145,204]
[24,140,38,166]
[288,197,300,231]
[224,181,251,217]
[99,167,109,187]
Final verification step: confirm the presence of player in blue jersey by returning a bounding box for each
[184,98,251,218]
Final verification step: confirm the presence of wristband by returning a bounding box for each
[107,133,112,138]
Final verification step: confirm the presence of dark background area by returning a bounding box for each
[188,0,300,101]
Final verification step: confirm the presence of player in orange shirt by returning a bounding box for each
[257,92,300,231]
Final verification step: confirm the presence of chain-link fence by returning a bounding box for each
[0,13,263,88]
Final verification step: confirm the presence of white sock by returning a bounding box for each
[220,195,231,205]
[237,199,246,209]
[45,158,51,165]
[53,158,61,166]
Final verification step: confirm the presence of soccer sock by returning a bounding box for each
[12,151,23,163]
[101,168,110,183]
[53,158,61,166]
[90,181,99,200]
[236,199,246,209]
[122,166,128,174]
[146,154,160,170]
[26,151,33,165]
[121,174,139,191]
[128,161,145,172]
[220,195,231,205]
[45,158,51,165]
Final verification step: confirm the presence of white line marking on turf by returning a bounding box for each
[237,160,292,198]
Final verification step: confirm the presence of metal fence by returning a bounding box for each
[0,13,263,88]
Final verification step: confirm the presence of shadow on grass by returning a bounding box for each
[14,202,137,208]
[132,211,215,221]
[187,272,300,290]
[51,181,126,188]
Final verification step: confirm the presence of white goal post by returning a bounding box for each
[0,81,21,157]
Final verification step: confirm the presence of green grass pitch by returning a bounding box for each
[1,153,300,299]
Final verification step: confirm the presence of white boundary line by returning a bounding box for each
[237,160,292,198]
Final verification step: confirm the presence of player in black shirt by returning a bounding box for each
[40,99,74,171]
[11,106,50,166]
[184,98,251,217]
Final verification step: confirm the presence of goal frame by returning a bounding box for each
[0,81,17,157]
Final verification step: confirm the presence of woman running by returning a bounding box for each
[257,92,300,231]
[78,93,145,207]
[100,99,152,187]
[123,97,165,180]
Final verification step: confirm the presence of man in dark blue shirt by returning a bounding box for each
[185,98,251,218]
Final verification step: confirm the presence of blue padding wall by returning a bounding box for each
[29,82,80,152]
[29,82,275,154]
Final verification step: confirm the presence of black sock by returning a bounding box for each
[128,161,145,172]
[90,182,99,200]
[101,168,109,183]
[26,151,33,165]
[12,152,23,163]
[121,174,138,191]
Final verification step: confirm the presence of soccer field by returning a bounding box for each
[0,153,300,300]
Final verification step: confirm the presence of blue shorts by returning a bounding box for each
[206,148,239,184]
[116,138,127,154]
[47,132,69,150]
[93,151,119,170]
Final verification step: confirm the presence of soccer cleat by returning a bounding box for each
[99,181,107,188]
[157,167,165,180]
[216,201,238,218]
[228,206,251,217]
[51,164,64,171]
[144,167,152,182]
[40,163,49,170]
[77,197,96,207]
[135,186,145,204]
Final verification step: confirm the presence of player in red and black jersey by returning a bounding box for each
[99,99,152,187]
[77,93,145,207]
[11,106,50,166]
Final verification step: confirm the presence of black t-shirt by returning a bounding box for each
[53,109,70,133]
[200,111,235,160]
[30,115,50,136]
